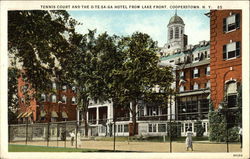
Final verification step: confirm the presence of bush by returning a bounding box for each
[167,122,181,138]
[228,127,240,142]
[195,121,205,137]
[208,111,227,142]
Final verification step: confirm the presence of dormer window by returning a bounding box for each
[223,13,240,33]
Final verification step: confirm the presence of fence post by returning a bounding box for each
[8,125,10,144]
[64,122,66,148]
[57,123,59,147]
[26,119,28,145]
[76,121,78,149]
[113,120,116,152]
[47,122,50,147]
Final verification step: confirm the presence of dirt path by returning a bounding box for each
[10,141,241,152]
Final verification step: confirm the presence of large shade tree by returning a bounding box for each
[8,10,79,95]
[119,32,174,135]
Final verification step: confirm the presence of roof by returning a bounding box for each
[160,44,210,62]
[168,13,184,26]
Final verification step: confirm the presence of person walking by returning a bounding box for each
[185,127,193,151]
[238,127,242,148]
[69,131,75,146]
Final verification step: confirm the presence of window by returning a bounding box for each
[226,82,237,108]
[41,94,46,102]
[175,27,179,39]
[52,82,57,89]
[62,95,67,104]
[170,28,173,39]
[62,85,67,91]
[72,86,77,93]
[158,124,166,132]
[21,85,28,93]
[149,124,157,132]
[185,123,192,131]
[124,125,129,132]
[147,107,158,116]
[51,94,57,103]
[193,82,199,90]
[179,85,184,92]
[72,97,77,104]
[205,66,210,76]
[193,68,199,78]
[21,98,25,104]
[223,13,240,32]
[117,125,122,133]
[179,71,185,79]
[223,41,241,60]
[206,80,211,88]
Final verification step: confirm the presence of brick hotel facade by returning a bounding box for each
[209,10,242,109]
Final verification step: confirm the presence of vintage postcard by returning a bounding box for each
[0,1,249,159]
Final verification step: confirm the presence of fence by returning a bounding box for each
[8,117,242,152]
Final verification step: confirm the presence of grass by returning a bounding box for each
[9,144,112,152]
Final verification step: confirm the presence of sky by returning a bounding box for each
[68,10,210,47]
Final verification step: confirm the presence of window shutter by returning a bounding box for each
[236,41,240,56]
[191,70,194,78]
[223,18,227,32]
[198,69,200,77]
[223,45,227,59]
[235,13,240,28]
[205,68,207,75]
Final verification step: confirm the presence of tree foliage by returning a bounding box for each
[8,10,79,94]
[8,68,19,124]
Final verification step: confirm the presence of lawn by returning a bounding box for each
[9,144,108,152]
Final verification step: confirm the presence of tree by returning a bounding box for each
[8,67,19,124]
[8,10,79,95]
[118,32,174,135]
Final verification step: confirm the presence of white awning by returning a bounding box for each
[62,112,68,118]
[51,111,58,118]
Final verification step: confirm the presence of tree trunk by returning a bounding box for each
[83,110,88,137]
[132,100,137,136]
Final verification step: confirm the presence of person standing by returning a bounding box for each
[238,127,242,148]
[185,127,193,151]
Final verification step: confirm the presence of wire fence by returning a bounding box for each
[8,117,242,152]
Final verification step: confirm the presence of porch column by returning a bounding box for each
[144,105,147,116]
[96,107,99,125]
[86,111,89,123]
